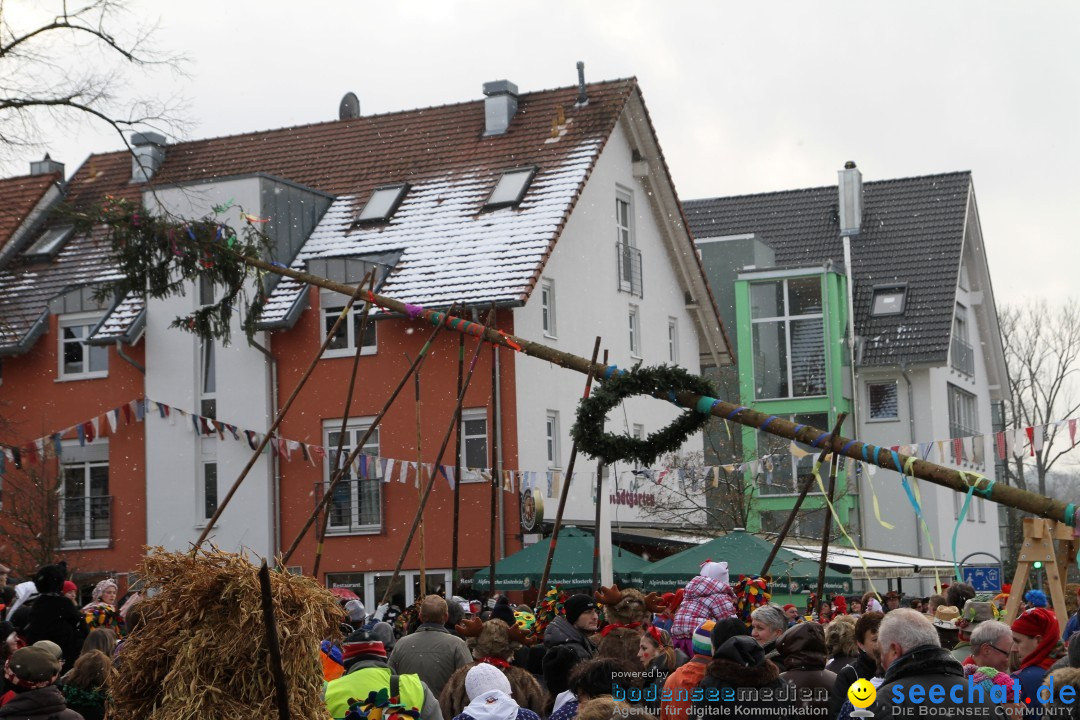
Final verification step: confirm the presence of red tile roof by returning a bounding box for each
[0,173,59,249]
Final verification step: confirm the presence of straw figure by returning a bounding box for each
[108,548,343,720]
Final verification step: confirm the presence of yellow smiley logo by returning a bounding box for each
[848,678,877,709]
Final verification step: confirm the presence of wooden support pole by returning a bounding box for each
[379,307,495,606]
[592,348,609,594]
[194,270,373,549]
[451,331,465,595]
[279,309,453,565]
[238,255,1077,528]
[537,337,602,602]
[415,363,426,594]
[815,420,845,608]
[258,560,291,720]
[489,314,499,598]
[1003,517,1071,629]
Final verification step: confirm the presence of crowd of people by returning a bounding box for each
[3,558,1080,719]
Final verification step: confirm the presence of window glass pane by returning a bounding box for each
[790,319,826,396]
[204,463,217,519]
[65,465,85,497]
[325,308,348,350]
[88,342,108,373]
[353,307,377,349]
[25,226,74,256]
[750,282,784,319]
[869,383,899,419]
[199,276,215,306]
[788,277,823,316]
[488,169,533,206]
[63,327,85,374]
[89,465,108,496]
[358,186,406,222]
[202,342,216,394]
[752,321,788,398]
[757,427,794,495]
[872,290,905,316]
[465,436,487,468]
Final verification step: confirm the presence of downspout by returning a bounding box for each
[115,341,145,374]
[250,336,280,559]
[899,362,925,569]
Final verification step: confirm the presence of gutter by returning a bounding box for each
[115,341,145,374]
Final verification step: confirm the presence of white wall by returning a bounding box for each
[513,118,705,528]
[143,178,275,558]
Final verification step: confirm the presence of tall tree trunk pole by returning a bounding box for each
[761,413,847,577]
[537,337,602,602]
[488,310,500,598]
[379,308,495,606]
[312,275,376,579]
[194,270,373,549]
[239,256,1077,526]
[592,349,609,594]
[258,560,291,720]
[451,331,465,595]
[279,309,454,565]
[415,366,426,594]
[815,425,845,608]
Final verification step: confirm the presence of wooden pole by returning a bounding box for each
[415,361,426,595]
[258,560,291,720]
[537,336,602,602]
[194,269,373,549]
[238,255,1077,528]
[488,312,499,599]
[312,275,376,579]
[451,331,465,595]
[379,307,495,606]
[279,309,453,565]
[761,413,847,577]
[592,348,608,594]
[815,427,844,608]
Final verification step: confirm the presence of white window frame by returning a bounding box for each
[541,278,556,338]
[197,436,218,525]
[323,418,382,535]
[546,411,560,469]
[866,381,900,422]
[629,305,641,358]
[616,188,635,249]
[667,318,679,363]
[58,312,108,381]
[458,408,489,483]
[59,441,110,549]
[749,276,826,400]
[321,291,377,359]
[632,424,645,441]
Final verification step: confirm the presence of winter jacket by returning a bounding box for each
[1014,664,1052,719]
[867,644,998,718]
[389,623,472,696]
[1064,612,1080,644]
[643,649,689,714]
[829,650,878,719]
[950,639,972,664]
[440,663,546,720]
[451,690,540,720]
[0,686,84,720]
[58,684,106,720]
[23,594,87,671]
[324,657,442,720]
[542,617,595,661]
[825,652,858,675]
[692,636,798,719]
[659,655,708,720]
[548,697,578,720]
[670,577,736,640]
[775,623,835,715]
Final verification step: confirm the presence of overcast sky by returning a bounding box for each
[11,1,1079,307]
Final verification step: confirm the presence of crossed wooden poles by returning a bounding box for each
[194,255,1077,596]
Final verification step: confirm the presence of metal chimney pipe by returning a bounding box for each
[576,61,588,106]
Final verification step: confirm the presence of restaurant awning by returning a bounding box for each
[635,529,853,594]
[467,526,650,590]
[783,543,955,579]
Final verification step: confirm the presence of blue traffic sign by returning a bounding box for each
[962,566,1002,593]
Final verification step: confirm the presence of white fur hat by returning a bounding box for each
[465,662,512,700]
[700,561,729,586]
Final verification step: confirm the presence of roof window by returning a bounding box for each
[870,285,907,316]
[23,225,74,260]
[356,184,409,224]
[485,167,537,209]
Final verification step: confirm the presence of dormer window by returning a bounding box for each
[871,285,907,316]
[356,184,408,224]
[23,225,74,261]
[485,167,536,209]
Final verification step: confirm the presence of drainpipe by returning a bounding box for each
[250,336,280,559]
[115,341,145,374]
[899,362,925,574]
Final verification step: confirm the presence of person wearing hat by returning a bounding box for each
[930,605,961,651]
[0,645,82,719]
[670,561,736,657]
[451,663,539,720]
[22,563,86,672]
[782,604,802,628]
[694,635,799,717]
[659,619,744,720]
[1011,607,1061,716]
[542,594,598,662]
[952,600,999,664]
[883,591,901,613]
[324,628,442,720]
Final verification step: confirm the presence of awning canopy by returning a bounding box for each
[783,543,955,579]
[635,529,853,594]
[467,527,650,591]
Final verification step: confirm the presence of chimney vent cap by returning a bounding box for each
[131,131,167,148]
[483,80,518,97]
[844,160,857,169]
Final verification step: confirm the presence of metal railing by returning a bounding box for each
[314,477,382,533]
[617,242,643,297]
[59,495,111,546]
[951,337,975,376]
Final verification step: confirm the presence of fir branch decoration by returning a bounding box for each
[81,195,274,345]
[570,364,717,466]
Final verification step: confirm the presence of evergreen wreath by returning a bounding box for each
[571,364,717,466]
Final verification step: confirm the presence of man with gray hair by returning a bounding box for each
[749,605,787,661]
[867,608,996,716]
[967,620,1013,673]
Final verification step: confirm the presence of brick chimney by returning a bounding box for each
[483,80,518,136]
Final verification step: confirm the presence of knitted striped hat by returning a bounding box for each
[692,620,715,657]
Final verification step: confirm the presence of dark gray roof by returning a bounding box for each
[684,172,972,366]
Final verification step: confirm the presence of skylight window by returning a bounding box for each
[485,167,537,209]
[23,225,74,259]
[356,184,408,223]
[871,285,907,316]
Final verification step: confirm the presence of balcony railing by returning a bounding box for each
[59,495,111,548]
[314,477,382,534]
[951,337,975,376]
[617,242,643,297]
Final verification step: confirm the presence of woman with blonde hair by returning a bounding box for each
[824,615,859,673]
